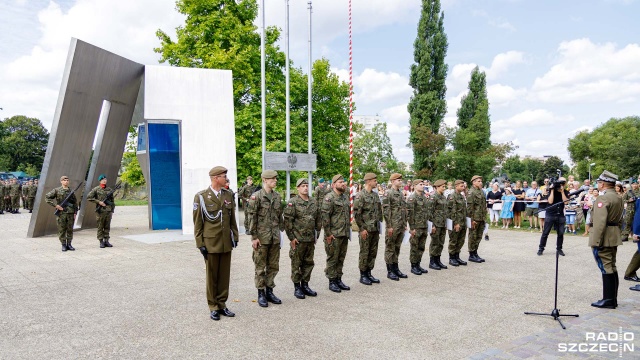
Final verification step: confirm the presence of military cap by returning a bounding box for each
[434,179,446,187]
[209,166,228,176]
[296,178,308,187]
[332,174,344,183]
[363,173,377,181]
[318,178,325,183]
[246,176,253,181]
[471,175,483,182]
[454,179,464,186]
[596,170,618,183]
[389,173,402,181]
[98,174,107,181]
[412,179,423,186]
[261,169,278,179]
[60,176,69,181]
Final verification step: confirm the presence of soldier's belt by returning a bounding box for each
[606,222,620,227]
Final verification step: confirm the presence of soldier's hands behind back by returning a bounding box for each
[199,246,208,260]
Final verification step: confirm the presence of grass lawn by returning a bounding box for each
[115,199,148,206]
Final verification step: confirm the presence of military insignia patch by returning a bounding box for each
[288,203,293,206]
[193,203,198,210]
[597,202,603,208]
[251,195,256,200]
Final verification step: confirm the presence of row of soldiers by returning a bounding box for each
[1,178,38,214]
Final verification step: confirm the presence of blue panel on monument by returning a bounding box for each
[148,123,181,230]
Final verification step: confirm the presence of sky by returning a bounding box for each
[1,0,639,167]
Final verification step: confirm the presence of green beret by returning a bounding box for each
[296,178,308,187]
[262,169,278,179]
[318,178,325,183]
[209,166,228,176]
[98,174,106,181]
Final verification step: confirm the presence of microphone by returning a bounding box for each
[569,187,586,198]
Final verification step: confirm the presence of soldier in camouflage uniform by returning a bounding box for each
[21,181,28,209]
[0,180,5,214]
[382,173,408,280]
[467,175,488,263]
[238,176,256,235]
[621,181,639,242]
[27,180,37,213]
[322,174,351,293]
[284,178,322,299]
[313,178,330,204]
[427,179,449,270]
[3,180,9,213]
[9,179,21,214]
[353,173,383,285]
[407,179,429,276]
[87,174,116,248]
[447,180,468,267]
[248,169,285,307]
[45,176,78,252]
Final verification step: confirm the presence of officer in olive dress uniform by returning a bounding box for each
[193,166,239,321]
[45,176,78,252]
[467,175,487,263]
[446,180,468,267]
[321,174,351,293]
[27,180,37,213]
[353,173,383,285]
[382,173,408,280]
[248,169,285,307]
[238,176,256,234]
[427,179,449,270]
[407,179,429,275]
[87,174,116,248]
[284,178,322,299]
[589,170,624,309]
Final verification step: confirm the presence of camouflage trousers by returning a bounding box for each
[290,241,315,283]
[384,228,404,264]
[243,204,250,232]
[468,220,485,252]
[11,196,19,209]
[622,209,634,238]
[592,246,618,274]
[429,227,447,257]
[448,226,467,255]
[409,228,428,264]
[253,243,280,289]
[325,236,348,280]
[27,197,35,210]
[96,212,113,240]
[56,213,74,244]
[358,231,380,271]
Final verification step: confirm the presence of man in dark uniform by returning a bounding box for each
[382,173,408,280]
[238,176,256,234]
[321,174,351,292]
[45,176,78,252]
[467,175,487,263]
[284,178,322,299]
[87,174,116,248]
[589,170,623,308]
[447,179,468,266]
[353,173,383,285]
[407,179,429,275]
[248,169,285,307]
[193,166,239,320]
[537,177,570,256]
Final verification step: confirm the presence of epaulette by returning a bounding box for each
[197,189,207,196]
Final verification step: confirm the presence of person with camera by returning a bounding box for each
[537,177,570,256]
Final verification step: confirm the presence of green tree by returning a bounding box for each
[0,115,49,172]
[119,126,146,186]
[352,122,400,181]
[407,0,448,176]
[537,156,570,182]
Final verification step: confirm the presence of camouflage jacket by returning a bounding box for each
[87,185,115,213]
[27,185,37,197]
[382,188,407,230]
[283,195,321,242]
[239,184,257,200]
[447,191,467,227]
[353,189,383,233]
[248,189,285,244]
[407,192,428,230]
[467,187,488,222]
[313,185,330,204]
[427,192,447,228]
[45,186,78,214]
[321,190,350,238]
[9,184,20,197]
[22,185,28,197]
[589,189,623,248]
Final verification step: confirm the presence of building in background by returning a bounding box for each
[353,115,381,131]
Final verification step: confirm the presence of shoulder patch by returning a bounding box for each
[597,202,603,208]
[193,203,199,210]
[251,195,256,200]
[288,202,293,206]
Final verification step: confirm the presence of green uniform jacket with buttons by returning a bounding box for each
[45,186,78,214]
[321,190,350,238]
[382,188,407,230]
[407,192,428,230]
[427,192,447,228]
[589,188,623,248]
[467,187,488,222]
[283,195,322,242]
[193,187,239,253]
[247,189,285,244]
[353,189,383,232]
[447,191,467,227]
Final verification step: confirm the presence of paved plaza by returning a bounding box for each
[1,206,639,359]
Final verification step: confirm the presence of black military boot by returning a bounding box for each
[99,240,105,248]
[301,281,317,296]
[417,263,428,274]
[0,210,4,214]
[359,271,372,285]
[393,263,408,278]
[455,253,467,266]
[61,243,68,252]
[329,279,342,293]
[449,255,460,267]
[66,241,75,251]
[621,235,629,242]
[476,252,486,262]
[265,287,282,304]
[591,274,616,309]
[257,289,268,307]
[294,283,306,299]
[436,256,448,269]
[104,238,113,247]
[29,209,32,213]
[367,269,380,283]
[336,277,350,290]
[429,256,442,270]
[613,272,619,308]
[468,252,482,263]
[410,263,422,275]
[386,264,399,281]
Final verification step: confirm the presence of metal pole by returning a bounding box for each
[261,0,266,171]
[285,0,291,200]
[308,1,313,194]
[348,0,354,223]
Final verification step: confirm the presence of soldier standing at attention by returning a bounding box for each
[193,166,239,320]
[382,173,408,280]
[284,178,321,299]
[87,174,116,248]
[322,174,351,292]
[22,180,28,210]
[27,179,37,213]
[248,169,284,307]
[467,175,488,263]
[0,179,5,214]
[353,173,383,285]
[590,171,624,309]
[45,176,78,252]
[238,176,256,235]
[3,180,10,213]
[313,178,329,204]
[9,178,21,214]
[407,179,429,275]
[427,179,449,270]
[621,181,638,242]
[447,180,468,267]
